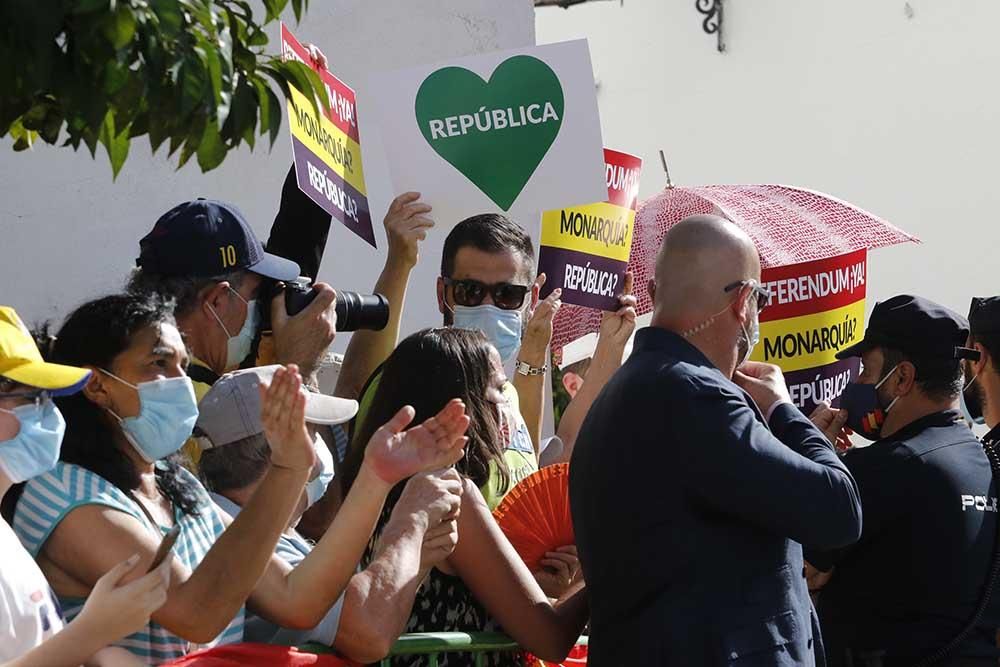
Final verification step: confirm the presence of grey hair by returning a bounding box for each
[198,433,270,494]
[126,268,247,318]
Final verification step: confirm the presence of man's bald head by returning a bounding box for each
[653,214,761,319]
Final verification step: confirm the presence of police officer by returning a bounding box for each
[963,296,1000,441]
[806,295,999,666]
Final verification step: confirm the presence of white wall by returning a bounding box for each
[536,0,1000,317]
[0,0,536,345]
[6,1,998,343]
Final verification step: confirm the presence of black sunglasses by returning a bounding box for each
[725,280,770,312]
[442,277,530,310]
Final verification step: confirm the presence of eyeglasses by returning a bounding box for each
[0,390,51,409]
[725,280,770,313]
[442,278,530,310]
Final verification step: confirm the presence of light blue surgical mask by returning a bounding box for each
[0,397,65,482]
[452,304,522,365]
[208,287,259,370]
[101,370,199,463]
[305,432,335,509]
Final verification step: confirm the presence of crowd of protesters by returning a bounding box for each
[2,162,1000,667]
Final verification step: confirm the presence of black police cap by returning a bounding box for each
[970,297,1000,335]
[836,294,978,361]
[136,198,299,280]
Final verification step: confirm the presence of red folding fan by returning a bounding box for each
[493,463,574,572]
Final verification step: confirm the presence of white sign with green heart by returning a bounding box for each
[368,39,606,238]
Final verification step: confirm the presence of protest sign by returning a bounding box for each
[749,249,868,415]
[367,39,606,234]
[537,149,642,311]
[280,24,375,247]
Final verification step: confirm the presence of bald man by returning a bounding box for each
[570,215,863,666]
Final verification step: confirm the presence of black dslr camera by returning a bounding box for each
[268,277,389,332]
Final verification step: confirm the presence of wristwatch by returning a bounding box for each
[515,360,547,377]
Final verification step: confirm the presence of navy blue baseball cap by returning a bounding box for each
[836,294,976,361]
[136,199,300,280]
[969,297,1000,335]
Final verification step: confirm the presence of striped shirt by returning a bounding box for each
[13,462,244,664]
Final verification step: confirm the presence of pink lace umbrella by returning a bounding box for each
[551,184,919,357]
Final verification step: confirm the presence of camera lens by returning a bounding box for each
[335,292,389,332]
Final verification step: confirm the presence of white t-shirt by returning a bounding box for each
[0,520,64,661]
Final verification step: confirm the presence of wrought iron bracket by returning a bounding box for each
[695,0,725,52]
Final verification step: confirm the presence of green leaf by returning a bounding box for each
[196,118,226,170]
[150,0,184,35]
[102,6,137,50]
[98,111,130,177]
[71,0,111,15]
[265,85,282,145]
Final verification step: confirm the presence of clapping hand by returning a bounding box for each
[364,399,470,485]
[259,365,316,472]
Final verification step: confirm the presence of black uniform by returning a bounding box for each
[807,411,999,665]
[806,295,1000,666]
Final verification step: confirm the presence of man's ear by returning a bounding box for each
[894,361,918,396]
[973,342,989,377]
[436,277,447,315]
[647,279,656,302]
[81,367,114,409]
[201,281,232,317]
[732,284,752,323]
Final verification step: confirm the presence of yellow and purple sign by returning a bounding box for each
[537,149,642,311]
[281,25,374,247]
[750,249,868,415]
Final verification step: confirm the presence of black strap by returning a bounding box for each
[914,440,1000,666]
[186,364,221,387]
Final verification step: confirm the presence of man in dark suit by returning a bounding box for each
[570,214,863,666]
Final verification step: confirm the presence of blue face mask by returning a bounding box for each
[305,432,335,509]
[209,288,259,370]
[840,364,900,441]
[0,397,65,483]
[102,371,199,463]
[452,304,522,365]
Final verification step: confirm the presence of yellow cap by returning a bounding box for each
[0,307,90,395]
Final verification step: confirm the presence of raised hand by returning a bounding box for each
[259,365,316,472]
[384,192,435,269]
[75,553,170,644]
[364,399,470,485]
[598,271,637,348]
[520,274,561,359]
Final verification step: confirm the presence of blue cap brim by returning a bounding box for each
[248,252,300,281]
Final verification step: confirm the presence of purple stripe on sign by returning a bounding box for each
[537,245,627,312]
[783,357,861,417]
[291,137,376,247]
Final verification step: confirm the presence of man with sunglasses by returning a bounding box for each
[570,214,862,666]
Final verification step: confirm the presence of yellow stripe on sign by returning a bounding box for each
[539,203,634,263]
[749,298,866,373]
[286,87,367,196]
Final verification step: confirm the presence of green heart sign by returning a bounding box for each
[415,55,565,211]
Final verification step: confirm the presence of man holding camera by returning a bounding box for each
[128,197,338,465]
